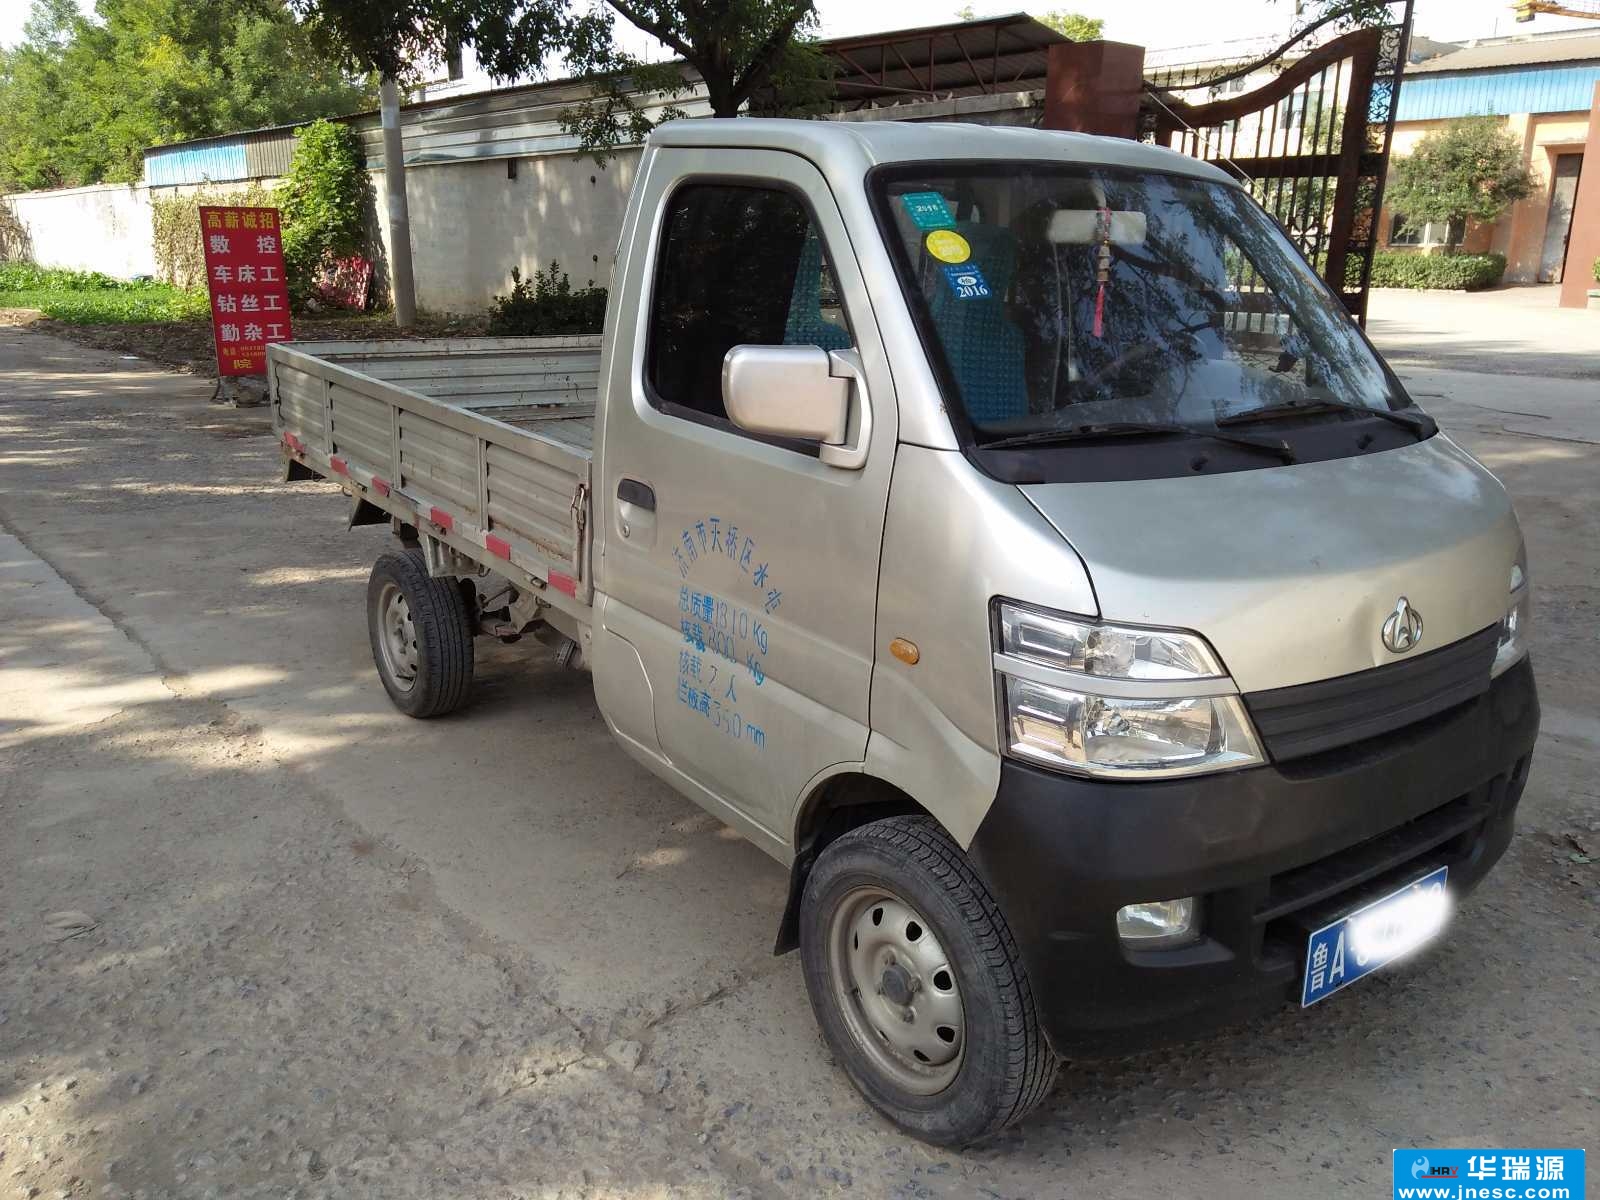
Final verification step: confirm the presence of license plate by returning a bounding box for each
[1300,865,1449,1007]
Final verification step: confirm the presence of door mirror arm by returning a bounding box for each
[819,349,871,471]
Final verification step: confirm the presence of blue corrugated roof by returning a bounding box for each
[144,139,249,186]
[1396,64,1600,121]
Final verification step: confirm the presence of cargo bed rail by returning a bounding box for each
[268,336,599,614]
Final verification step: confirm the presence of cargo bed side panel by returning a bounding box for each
[268,337,597,611]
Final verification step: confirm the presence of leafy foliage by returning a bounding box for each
[0,263,210,321]
[1034,11,1104,40]
[1368,250,1506,291]
[1275,0,1398,31]
[0,0,374,191]
[152,184,276,288]
[290,0,828,161]
[488,262,608,334]
[1386,118,1534,245]
[275,120,370,308]
[1593,256,1600,285]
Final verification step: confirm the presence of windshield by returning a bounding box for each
[873,164,1407,445]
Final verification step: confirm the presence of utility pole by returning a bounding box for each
[380,75,417,330]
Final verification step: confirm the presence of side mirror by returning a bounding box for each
[722,345,849,445]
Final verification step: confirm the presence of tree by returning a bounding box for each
[1034,11,1104,40]
[1385,117,1534,248]
[292,0,829,160]
[954,8,1103,39]
[1278,0,1396,30]
[0,0,374,192]
[276,119,370,307]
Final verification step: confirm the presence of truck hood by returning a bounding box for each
[1018,435,1519,693]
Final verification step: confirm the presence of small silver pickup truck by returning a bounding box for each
[271,118,1539,1145]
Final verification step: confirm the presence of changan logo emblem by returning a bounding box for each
[1381,596,1424,654]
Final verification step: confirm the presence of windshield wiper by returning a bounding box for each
[978,420,1296,462]
[1217,397,1436,438]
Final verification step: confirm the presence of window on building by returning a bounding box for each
[1389,213,1465,247]
[646,183,853,427]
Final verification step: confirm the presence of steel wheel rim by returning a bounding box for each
[827,885,965,1096]
[376,581,419,690]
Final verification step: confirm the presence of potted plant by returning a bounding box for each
[1590,257,1600,311]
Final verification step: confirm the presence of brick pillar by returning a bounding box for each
[1042,41,1147,139]
[1559,82,1600,309]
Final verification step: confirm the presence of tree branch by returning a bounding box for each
[603,0,696,61]
[729,0,812,105]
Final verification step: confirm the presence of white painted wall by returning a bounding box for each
[5,147,640,314]
[6,183,157,278]
[367,148,641,312]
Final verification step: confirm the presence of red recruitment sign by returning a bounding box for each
[198,206,293,376]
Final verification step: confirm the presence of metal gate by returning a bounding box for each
[1143,2,1415,324]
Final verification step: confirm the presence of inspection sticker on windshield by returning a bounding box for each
[941,264,991,300]
[925,229,971,263]
[1301,865,1448,1007]
[901,191,955,230]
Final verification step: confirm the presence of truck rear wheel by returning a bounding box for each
[366,550,474,718]
[798,815,1057,1146]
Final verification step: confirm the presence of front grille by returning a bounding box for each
[1243,624,1500,762]
[1254,793,1487,926]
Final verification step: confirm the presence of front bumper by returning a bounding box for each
[966,657,1539,1056]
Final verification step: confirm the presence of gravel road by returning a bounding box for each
[1,316,1596,1200]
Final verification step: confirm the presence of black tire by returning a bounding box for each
[799,815,1057,1146]
[365,550,474,718]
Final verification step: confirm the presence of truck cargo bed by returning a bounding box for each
[269,335,600,610]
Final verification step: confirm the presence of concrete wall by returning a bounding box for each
[6,183,156,277]
[368,148,640,313]
[3,149,637,312]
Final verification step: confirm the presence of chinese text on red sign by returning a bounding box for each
[198,206,293,376]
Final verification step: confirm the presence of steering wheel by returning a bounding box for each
[1077,340,1162,391]
[1076,313,1221,391]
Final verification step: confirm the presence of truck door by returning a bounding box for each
[593,147,898,847]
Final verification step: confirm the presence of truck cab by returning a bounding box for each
[273,119,1538,1146]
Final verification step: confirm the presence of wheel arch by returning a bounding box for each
[773,772,943,956]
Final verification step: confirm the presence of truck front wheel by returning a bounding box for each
[798,815,1058,1146]
[366,550,474,718]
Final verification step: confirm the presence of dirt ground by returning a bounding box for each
[1,297,1597,1199]
[6,310,493,379]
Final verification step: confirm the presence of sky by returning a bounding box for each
[1,0,1595,57]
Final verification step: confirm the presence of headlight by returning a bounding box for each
[995,602,1265,779]
[1491,555,1530,678]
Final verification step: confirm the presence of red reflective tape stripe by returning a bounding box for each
[484,534,512,560]
[329,456,349,476]
[282,432,304,453]
[370,476,390,497]
[549,570,577,597]
[429,507,454,532]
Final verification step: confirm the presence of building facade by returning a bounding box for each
[1382,28,1600,285]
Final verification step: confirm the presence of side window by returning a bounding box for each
[646,183,853,423]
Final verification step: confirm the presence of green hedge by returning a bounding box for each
[488,262,607,336]
[1368,251,1506,291]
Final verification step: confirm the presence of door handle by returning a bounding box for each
[618,478,655,511]
[616,477,657,547]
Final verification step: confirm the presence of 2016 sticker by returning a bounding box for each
[900,191,955,231]
[925,229,971,264]
[941,264,991,300]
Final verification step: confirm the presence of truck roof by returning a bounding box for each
[646,117,1234,186]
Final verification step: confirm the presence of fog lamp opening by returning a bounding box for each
[1116,897,1198,947]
